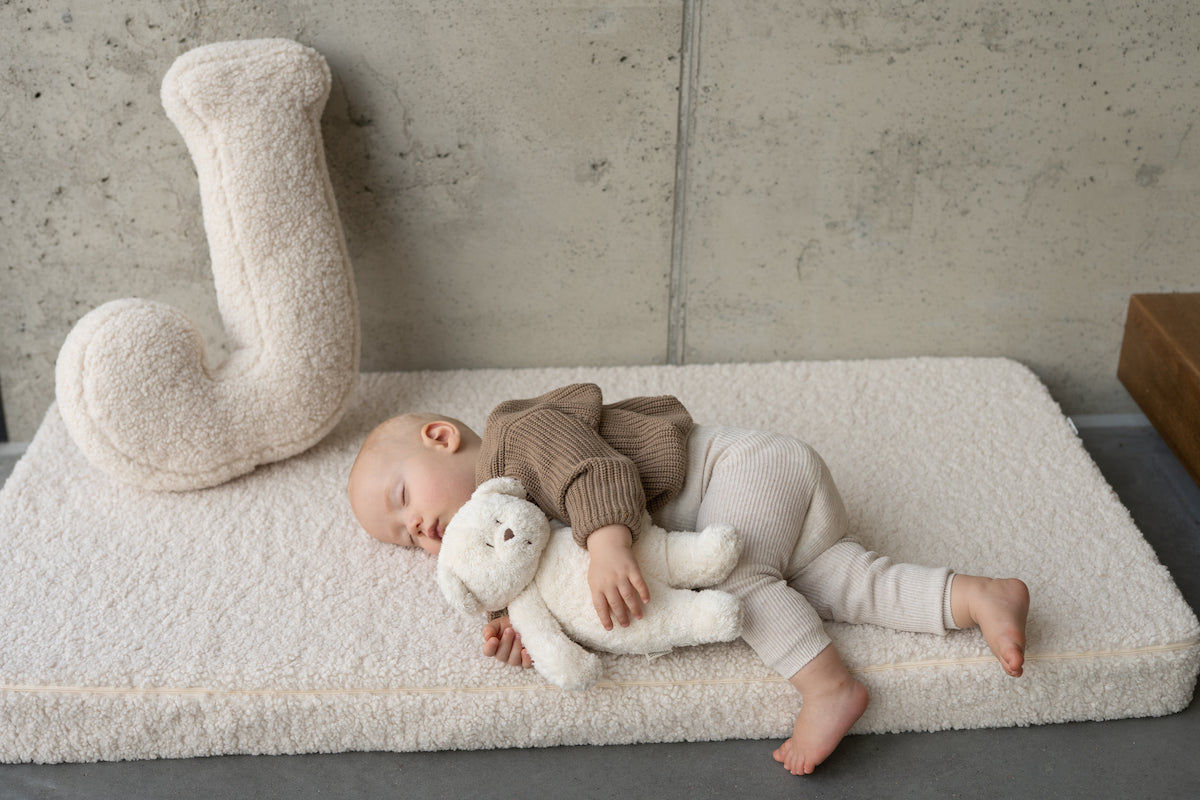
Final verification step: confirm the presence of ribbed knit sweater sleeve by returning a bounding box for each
[476,383,692,547]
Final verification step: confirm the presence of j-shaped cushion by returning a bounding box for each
[54,39,359,491]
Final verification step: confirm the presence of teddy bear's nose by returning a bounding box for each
[504,529,514,541]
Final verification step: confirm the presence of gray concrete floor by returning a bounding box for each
[1,424,1198,799]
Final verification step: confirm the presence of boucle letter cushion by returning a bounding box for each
[1,359,1198,763]
[54,39,359,492]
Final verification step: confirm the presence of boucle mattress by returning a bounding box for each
[1,358,1196,763]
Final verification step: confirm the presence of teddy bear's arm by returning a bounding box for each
[633,516,742,587]
[508,587,603,691]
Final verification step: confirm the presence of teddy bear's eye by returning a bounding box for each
[484,542,494,548]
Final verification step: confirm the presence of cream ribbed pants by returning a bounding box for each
[654,426,957,680]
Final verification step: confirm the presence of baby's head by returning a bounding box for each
[347,412,481,555]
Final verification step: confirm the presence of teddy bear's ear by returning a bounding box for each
[436,564,484,616]
[474,476,527,499]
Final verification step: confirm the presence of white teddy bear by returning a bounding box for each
[437,477,744,690]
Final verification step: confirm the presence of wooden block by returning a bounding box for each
[1118,293,1200,486]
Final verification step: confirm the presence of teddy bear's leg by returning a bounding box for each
[509,587,603,690]
[638,586,743,647]
[635,521,742,588]
[54,40,358,491]
[689,588,743,643]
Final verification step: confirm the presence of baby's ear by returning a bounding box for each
[474,477,526,499]
[420,420,462,451]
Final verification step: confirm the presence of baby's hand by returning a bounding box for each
[586,524,651,631]
[482,616,533,669]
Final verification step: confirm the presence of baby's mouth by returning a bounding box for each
[428,521,443,540]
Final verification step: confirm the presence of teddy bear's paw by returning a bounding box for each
[690,590,743,643]
[692,522,743,584]
[565,659,604,691]
[648,523,742,588]
[538,649,603,691]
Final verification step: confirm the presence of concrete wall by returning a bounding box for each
[3,1,1198,441]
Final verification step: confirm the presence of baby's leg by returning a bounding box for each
[792,540,952,635]
[670,428,868,774]
[793,541,1030,676]
[774,644,869,776]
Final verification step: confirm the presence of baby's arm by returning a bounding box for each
[485,385,656,630]
[586,523,651,631]
[481,615,533,669]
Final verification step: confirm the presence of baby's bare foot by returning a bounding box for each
[953,575,1030,677]
[773,675,869,775]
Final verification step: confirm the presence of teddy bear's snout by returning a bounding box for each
[504,529,514,542]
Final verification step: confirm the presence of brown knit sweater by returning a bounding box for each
[475,383,694,546]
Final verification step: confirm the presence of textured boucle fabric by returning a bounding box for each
[1,359,1197,764]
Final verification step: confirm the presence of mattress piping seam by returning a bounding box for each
[2,639,1197,698]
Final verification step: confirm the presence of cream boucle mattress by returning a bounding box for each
[2,358,1197,763]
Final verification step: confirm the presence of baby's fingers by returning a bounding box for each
[494,627,521,663]
[482,635,501,658]
[592,589,616,631]
[512,638,533,669]
[631,570,651,604]
[503,631,528,667]
[592,582,641,628]
[617,582,645,623]
[606,589,634,628]
[482,619,505,643]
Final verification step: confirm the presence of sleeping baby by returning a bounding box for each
[346,382,1029,776]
